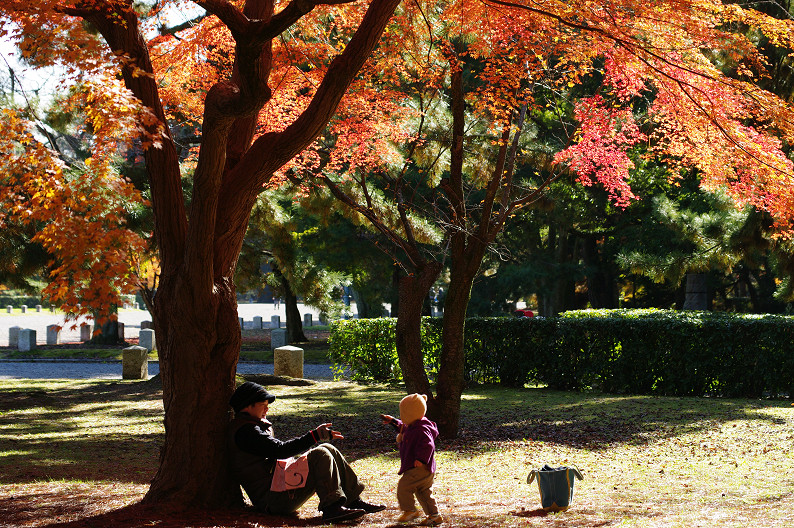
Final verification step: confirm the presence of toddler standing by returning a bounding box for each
[381,393,443,526]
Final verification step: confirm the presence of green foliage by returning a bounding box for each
[330,310,794,398]
[329,318,402,381]
[0,295,46,308]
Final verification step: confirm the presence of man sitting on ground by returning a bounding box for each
[227,381,386,523]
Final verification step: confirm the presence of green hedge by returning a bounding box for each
[329,309,794,398]
[0,296,46,309]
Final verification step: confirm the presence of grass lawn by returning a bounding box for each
[0,378,792,528]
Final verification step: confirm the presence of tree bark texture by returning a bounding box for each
[395,263,442,396]
[431,238,487,438]
[283,278,307,343]
[582,234,618,309]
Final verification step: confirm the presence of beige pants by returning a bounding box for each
[397,466,438,515]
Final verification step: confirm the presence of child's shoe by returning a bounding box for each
[419,513,444,526]
[397,510,422,523]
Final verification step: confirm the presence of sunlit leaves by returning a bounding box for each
[555,95,645,207]
[0,105,149,325]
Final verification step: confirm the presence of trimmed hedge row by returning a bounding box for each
[329,309,794,398]
[0,296,46,309]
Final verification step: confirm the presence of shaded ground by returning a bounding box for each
[1,378,792,528]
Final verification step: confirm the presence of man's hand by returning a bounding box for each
[313,423,344,442]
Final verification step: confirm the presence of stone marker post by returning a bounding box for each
[271,328,288,350]
[271,315,281,329]
[253,316,263,329]
[303,313,312,327]
[18,329,36,352]
[141,320,154,330]
[6,306,12,314]
[274,345,304,379]
[20,305,27,313]
[117,323,125,341]
[80,324,91,342]
[36,305,42,312]
[122,345,149,380]
[46,325,61,345]
[239,317,244,329]
[9,326,21,348]
[139,329,156,352]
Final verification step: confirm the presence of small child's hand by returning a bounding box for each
[380,414,395,425]
[414,460,425,469]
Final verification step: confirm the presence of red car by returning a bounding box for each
[514,309,534,318]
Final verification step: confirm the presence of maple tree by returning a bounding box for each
[300,0,794,438]
[1,0,402,509]
[0,93,150,328]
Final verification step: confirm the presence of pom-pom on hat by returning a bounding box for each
[399,393,428,425]
[230,381,276,412]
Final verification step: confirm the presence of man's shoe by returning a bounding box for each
[321,505,366,523]
[348,498,387,513]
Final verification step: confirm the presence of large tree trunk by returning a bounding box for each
[539,224,577,316]
[271,262,307,342]
[144,277,242,506]
[89,305,125,345]
[395,263,442,395]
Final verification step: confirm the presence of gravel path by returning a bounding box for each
[0,360,338,380]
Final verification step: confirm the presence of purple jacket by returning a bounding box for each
[394,417,439,475]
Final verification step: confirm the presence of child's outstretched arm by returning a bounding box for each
[380,414,401,431]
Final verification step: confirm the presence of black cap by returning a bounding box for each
[229,381,276,412]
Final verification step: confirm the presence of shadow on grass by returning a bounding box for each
[1,378,790,485]
[261,383,792,457]
[1,499,321,528]
[0,378,164,485]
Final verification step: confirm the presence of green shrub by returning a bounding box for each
[0,296,46,309]
[330,309,793,398]
[329,318,401,382]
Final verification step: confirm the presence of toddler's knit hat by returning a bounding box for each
[399,393,428,425]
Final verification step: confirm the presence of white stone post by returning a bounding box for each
[18,329,36,352]
[80,324,91,342]
[271,328,288,350]
[46,325,61,345]
[9,326,21,348]
[122,345,149,380]
[271,315,281,329]
[253,316,263,329]
[139,329,156,351]
[274,345,304,379]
